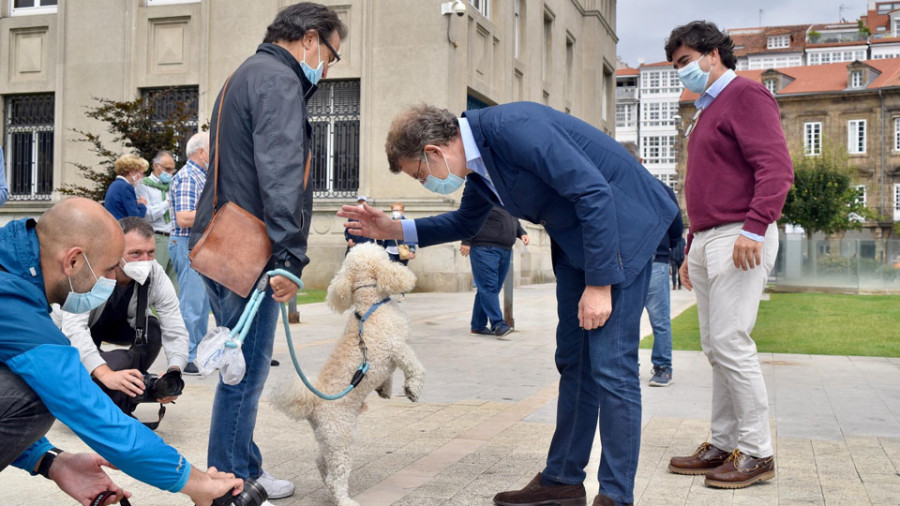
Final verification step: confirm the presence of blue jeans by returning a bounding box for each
[169,236,210,362]
[203,276,280,479]
[543,244,651,505]
[646,261,673,369]
[469,246,512,330]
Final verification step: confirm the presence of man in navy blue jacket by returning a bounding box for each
[0,197,241,505]
[341,103,678,506]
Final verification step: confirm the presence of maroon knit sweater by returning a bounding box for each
[684,76,794,253]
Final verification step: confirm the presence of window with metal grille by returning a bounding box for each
[10,0,57,16]
[308,80,360,199]
[4,94,54,201]
[140,86,199,163]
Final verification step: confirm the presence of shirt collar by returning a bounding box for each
[695,69,736,109]
[457,117,483,169]
[185,159,205,173]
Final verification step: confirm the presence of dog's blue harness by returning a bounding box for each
[229,269,376,401]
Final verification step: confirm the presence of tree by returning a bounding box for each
[780,144,873,275]
[780,144,871,236]
[60,91,199,201]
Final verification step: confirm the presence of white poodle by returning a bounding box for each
[272,242,425,506]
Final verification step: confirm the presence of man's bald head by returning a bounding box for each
[36,198,125,304]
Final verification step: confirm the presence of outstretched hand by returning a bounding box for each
[338,203,403,240]
[49,452,131,505]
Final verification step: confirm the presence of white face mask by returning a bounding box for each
[121,259,154,285]
[391,211,402,219]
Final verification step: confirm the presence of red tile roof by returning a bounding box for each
[639,60,674,68]
[729,25,811,57]
[616,68,639,77]
[678,58,900,102]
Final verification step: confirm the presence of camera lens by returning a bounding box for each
[210,477,268,506]
[155,370,185,398]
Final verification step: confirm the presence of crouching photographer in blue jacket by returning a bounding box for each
[0,197,242,505]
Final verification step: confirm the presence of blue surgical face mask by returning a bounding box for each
[422,149,465,195]
[678,53,710,94]
[158,172,173,184]
[62,253,116,314]
[300,39,324,86]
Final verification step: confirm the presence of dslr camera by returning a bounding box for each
[211,477,268,506]
[132,369,184,404]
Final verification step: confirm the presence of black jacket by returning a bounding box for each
[190,43,316,281]
[462,207,526,250]
[654,183,684,263]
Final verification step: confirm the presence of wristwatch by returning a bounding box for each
[37,448,64,479]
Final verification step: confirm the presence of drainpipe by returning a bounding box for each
[880,88,886,221]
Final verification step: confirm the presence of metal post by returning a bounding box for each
[503,251,515,327]
[288,297,300,324]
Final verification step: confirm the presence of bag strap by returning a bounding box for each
[212,74,234,212]
[134,278,150,346]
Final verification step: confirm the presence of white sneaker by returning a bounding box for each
[257,470,295,499]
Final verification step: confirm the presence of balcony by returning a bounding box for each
[616,86,638,101]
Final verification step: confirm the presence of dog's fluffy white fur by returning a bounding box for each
[271,243,425,506]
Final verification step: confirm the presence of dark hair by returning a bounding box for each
[665,21,736,70]
[120,217,154,240]
[263,2,348,44]
[385,105,459,174]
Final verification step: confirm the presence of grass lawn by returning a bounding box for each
[296,289,327,305]
[640,293,900,358]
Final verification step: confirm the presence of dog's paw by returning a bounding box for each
[404,385,421,402]
[375,385,392,399]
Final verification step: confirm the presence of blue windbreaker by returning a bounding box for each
[0,219,190,491]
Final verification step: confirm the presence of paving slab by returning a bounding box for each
[2,283,899,505]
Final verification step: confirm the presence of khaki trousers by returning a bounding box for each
[689,222,778,458]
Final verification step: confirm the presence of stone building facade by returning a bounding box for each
[0,0,618,290]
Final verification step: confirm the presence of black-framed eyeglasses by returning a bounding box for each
[683,107,704,138]
[319,35,341,68]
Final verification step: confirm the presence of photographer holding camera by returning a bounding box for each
[1,198,241,505]
[55,217,189,426]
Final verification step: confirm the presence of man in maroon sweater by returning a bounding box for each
[664,21,794,489]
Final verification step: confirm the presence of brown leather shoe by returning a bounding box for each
[704,449,775,489]
[493,473,586,506]
[668,442,730,475]
[593,493,633,506]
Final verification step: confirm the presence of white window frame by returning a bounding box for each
[10,0,57,16]
[641,135,676,165]
[894,117,900,151]
[894,183,900,220]
[848,120,867,154]
[804,122,822,156]
[468,0,489,18]
[854,185,867,206]
[850,70,864,88]
[767,35,790,49]
[764,79,777,94]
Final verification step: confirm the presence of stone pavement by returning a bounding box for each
[4,283,900,505]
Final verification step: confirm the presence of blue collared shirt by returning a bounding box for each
[694,69,764,242]
[401,117,501,244]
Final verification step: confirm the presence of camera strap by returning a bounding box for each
[134,277,150,346]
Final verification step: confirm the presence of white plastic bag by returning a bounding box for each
[196,326,246,384]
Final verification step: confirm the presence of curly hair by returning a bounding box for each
[665,21,737,70]
[114,154,149,177]
[385,104,459,174]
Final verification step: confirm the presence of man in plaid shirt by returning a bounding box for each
[168,132,211,375]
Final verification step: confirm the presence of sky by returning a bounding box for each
[617,0,870,67]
